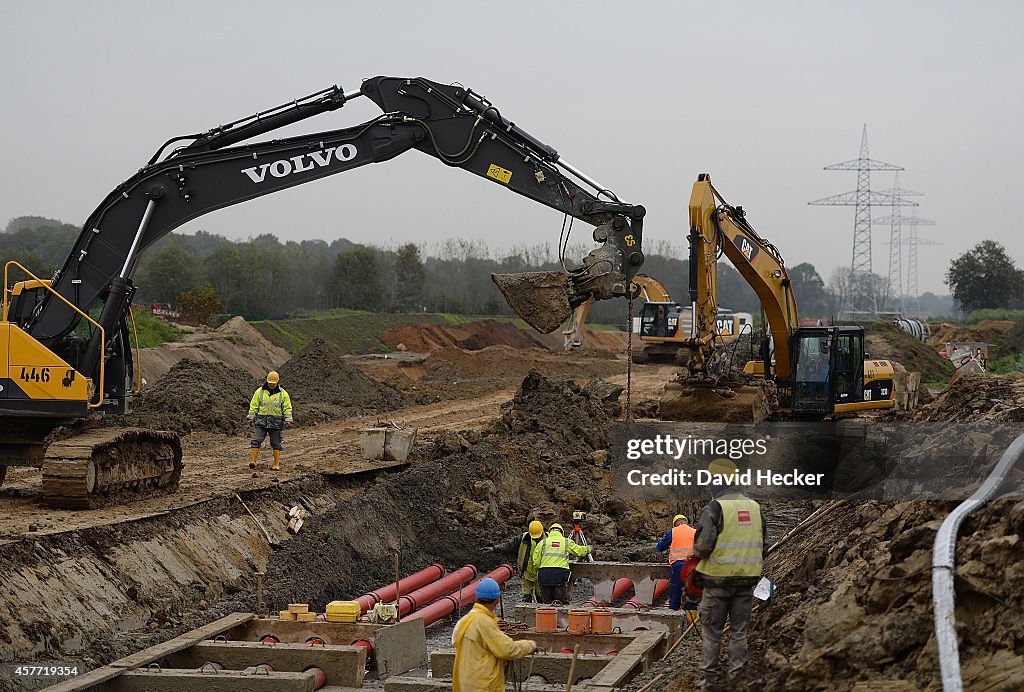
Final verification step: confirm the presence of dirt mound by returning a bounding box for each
[140,316,289,383]
[421,344,620,383]
[733,493,1024,691]
[127,359,258,435]
[866,321,953,383]
[381,319,561,353]
[277,339,406,424]
[929,320,1018,359]
[913,371,1024,422]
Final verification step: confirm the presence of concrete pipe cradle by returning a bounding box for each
[405,565,515,627]
[356,563,445,613]
[396,564,479,617]
[624,578,669,609]
[583,578,633,607]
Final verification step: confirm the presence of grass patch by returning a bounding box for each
[129,308,182,349]
[989,353,1024,374]
[962,309,1024,324]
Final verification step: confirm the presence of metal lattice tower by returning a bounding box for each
[905,212,938,315]
[871,173,922,313]
[809,125,914,317]
[879,210,939,316]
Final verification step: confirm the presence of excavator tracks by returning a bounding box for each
[41,428,183,509]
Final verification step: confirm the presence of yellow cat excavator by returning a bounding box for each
[662,174,896,420]
[1,76,645,506]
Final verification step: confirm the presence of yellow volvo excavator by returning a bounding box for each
[1,76,645,506]
[662,174,896,420]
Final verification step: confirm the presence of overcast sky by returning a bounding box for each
[3,1,1022,295]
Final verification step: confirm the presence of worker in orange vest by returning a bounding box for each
[656,514,696,610]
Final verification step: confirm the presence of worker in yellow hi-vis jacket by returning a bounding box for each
[247,370,293,471]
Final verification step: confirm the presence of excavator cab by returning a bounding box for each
[790,326,867,416]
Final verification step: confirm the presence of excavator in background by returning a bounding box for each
[562,275,753,359]
[0,75,645,507]
[660,174,896,421]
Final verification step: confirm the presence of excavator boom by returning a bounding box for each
[1,75,646,507]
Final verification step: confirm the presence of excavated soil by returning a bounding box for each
[278,339,406,425]
[125,358,258,435]
[912,372,1024,422]
[866,322,954,383]
[139,316,289,382]
[381,318,630,354]
[929,320,1020,360]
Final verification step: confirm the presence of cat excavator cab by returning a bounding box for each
[1,75,645,506]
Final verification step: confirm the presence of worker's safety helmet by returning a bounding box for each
[475,577,501,601]
[529,520,544,539]
[266,371,280,385]
[673,514,687,526]
[549,522,563,533]
[707,458,737,476]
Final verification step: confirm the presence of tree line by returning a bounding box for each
[8,216,1010,324]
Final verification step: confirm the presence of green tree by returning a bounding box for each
[176,285,224,325]
[393,243,426,312]
[331,245,383,310]
[789,262,830,318]
[136,241,200,304]
[945,240,1024,313]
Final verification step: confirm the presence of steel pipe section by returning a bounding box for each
[356,563,446,613]
[625,578,669,609]
[933,432,1024,692]
[583,578,634,607]
[405,565,515,627]
[396,565,479,617]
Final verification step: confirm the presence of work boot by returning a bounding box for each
[272,449,281,471]
[249,447,259,469]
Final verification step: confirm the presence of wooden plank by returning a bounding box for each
[106,668,314,692]
[44,612,255,692]
[167,641,366,687]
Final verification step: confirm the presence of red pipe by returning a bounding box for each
[356,563,445,613]
[396,565,479,617]
[583,578,633,607]
[624,578,669,609]
[305,666,327,690]
[351,639,374,658]
[405,565,514,627]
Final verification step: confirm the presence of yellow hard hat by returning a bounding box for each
[549,523,563,533]
[266,371,280,384]
[673,514,687,525]
[707,458,737,476]
[529,520,544,539]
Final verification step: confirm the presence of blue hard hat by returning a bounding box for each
[475,577,501,601]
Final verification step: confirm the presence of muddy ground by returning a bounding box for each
[1,316,1021,691]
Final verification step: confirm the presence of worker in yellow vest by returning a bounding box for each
[531,523,592,603]
[247,371,293,471]
[655,514,696,610]
[693,459,766,685]
[489,520,546,602]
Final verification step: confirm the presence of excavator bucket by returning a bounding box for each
[491,271,573,334]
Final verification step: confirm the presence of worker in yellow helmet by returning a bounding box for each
[247,371,293,471]
[531,522,591,603]
[655,513,695,610]
[693,458,766,685]
[489,520,546,602]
